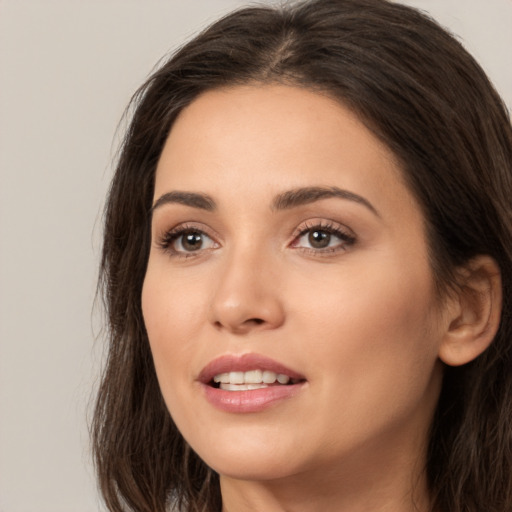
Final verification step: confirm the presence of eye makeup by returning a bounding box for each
[290,219,356,256]
[155,217,356,260]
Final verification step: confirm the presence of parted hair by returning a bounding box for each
[92,1,512,511]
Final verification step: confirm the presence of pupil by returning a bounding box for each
[309,230,330,248]
[182,232,203,251]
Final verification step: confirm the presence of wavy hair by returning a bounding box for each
[92,1,512,511]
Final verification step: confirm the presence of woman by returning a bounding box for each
[92,0,512,511]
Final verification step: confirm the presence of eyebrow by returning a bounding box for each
[272,186,379,216]
[151,186,378,216]
[151,191,216,212]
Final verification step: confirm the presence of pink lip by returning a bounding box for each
[198,353,306,414]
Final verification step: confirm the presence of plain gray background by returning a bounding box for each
[0,1,511,511]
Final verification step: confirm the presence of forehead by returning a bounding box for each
[154,84,417,219]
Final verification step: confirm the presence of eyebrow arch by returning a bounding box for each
[151,191,216,212]
[272,186,379,216]
[150,186,379,217]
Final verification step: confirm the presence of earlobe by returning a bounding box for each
[438,255,502,367]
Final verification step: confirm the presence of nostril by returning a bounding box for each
[213,318,264,330]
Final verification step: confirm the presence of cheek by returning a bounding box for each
[142,253,213,333]
[287,261,442,452]
[141,268,205,432]
[141,265,203,380]
[290,254,441,393]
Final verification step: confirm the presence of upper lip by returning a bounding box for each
[198,353,306,384]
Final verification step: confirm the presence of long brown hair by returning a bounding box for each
[92,1,512,511]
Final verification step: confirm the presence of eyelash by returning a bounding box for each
[291,221,356,255]
[156,223,218,259]
[156,220,356,259]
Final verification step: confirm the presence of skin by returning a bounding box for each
[142,84,452,512]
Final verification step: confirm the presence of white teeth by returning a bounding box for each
[244,369,263,383]
[213,373,230,384]
[229,371,244,384]
[220,383,268,391]
[277,374,290,384]
[262,370,276,383]
[212,370,292,386]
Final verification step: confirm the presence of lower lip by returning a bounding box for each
[202,383,304,413]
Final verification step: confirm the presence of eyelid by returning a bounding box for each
[291,218,355,238]
[155,222,221,257]
[153,218,355,259]
[289,218,356,253]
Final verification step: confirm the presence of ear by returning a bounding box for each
[438,255,502,367]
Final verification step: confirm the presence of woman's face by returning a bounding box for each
[142,85,446,485]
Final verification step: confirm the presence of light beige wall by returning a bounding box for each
[0,1,510,511]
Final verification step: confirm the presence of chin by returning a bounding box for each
[186,430,306,482]
[208,454,301,482]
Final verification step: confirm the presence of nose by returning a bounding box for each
[208,247,285,334]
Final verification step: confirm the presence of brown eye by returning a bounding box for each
[169,229,217,253]
[308,230,331,249]
[178,231,204,251]
[293,223,356,253]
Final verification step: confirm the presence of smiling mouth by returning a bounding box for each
[210,369,303,391]
[200,355,306,412]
